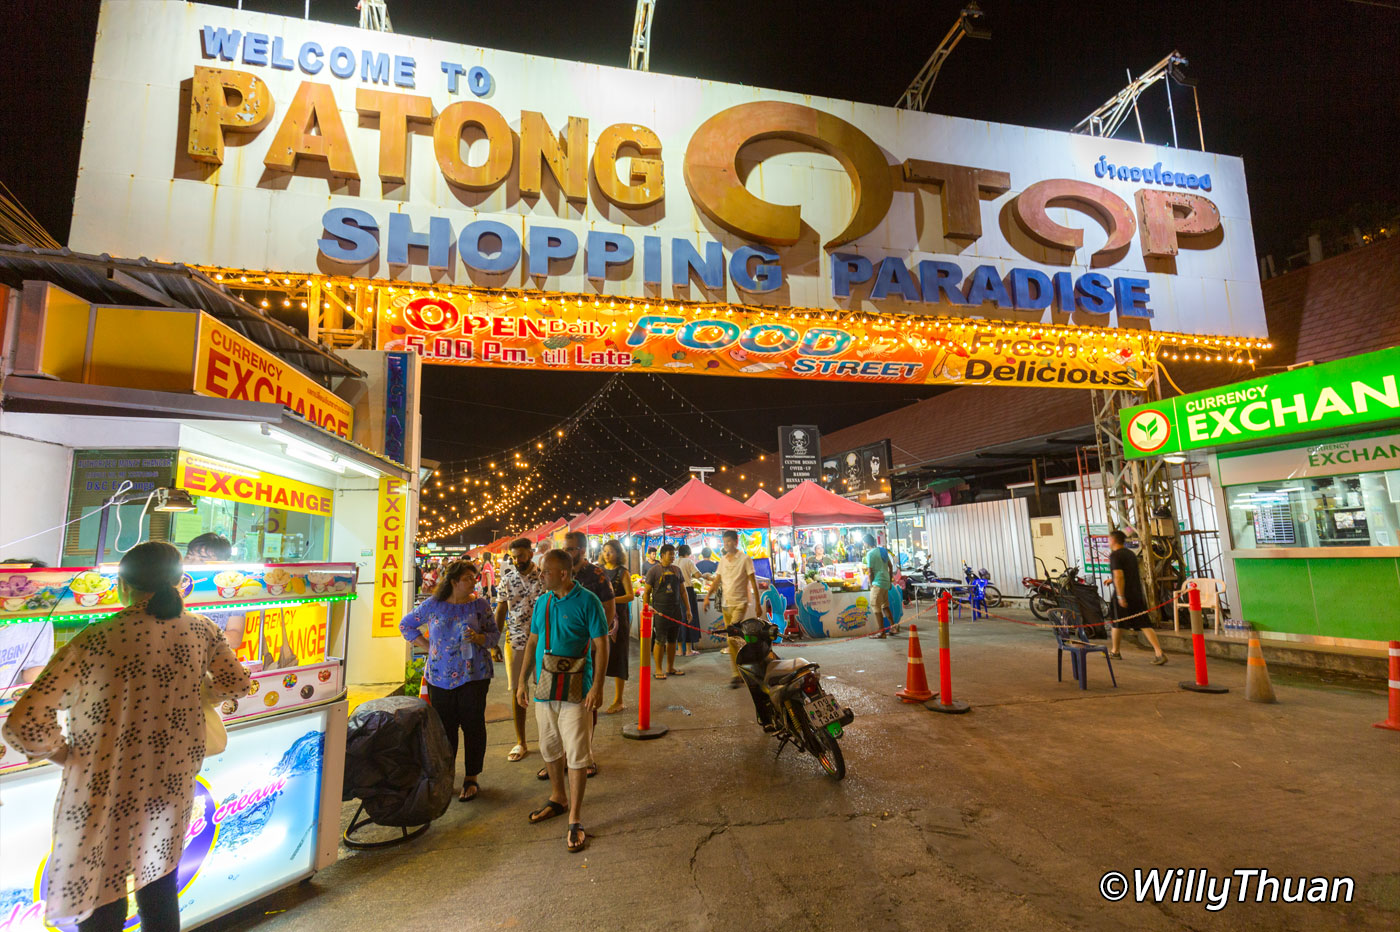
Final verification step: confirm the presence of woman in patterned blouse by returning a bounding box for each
[3,541,250,932]
[399,560,499,802]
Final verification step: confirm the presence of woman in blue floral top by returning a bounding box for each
[400,560,499,801]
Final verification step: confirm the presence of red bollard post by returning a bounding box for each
[1180,584,1228,694]
[1375,641,1400,732]
[624,605,668,739]
[925,592,970,714]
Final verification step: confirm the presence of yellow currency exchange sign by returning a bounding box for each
[176,451,334,518]
[194,315,354,438]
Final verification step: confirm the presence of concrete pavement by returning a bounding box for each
[208,607,1399,931]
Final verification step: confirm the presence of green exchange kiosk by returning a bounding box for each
[1121,346,1400,646]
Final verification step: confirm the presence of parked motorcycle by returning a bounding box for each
[719,618,855,780]
[961,562,1004,609]
[1024,557,1072,621]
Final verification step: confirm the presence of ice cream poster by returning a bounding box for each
[0,710,328,931]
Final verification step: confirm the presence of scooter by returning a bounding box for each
[961,562,1004,609]
[719,618,855,780]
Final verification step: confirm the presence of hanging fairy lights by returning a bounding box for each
[415,373,771,542]
[195,266,1275,373]
[189,265,1279,535]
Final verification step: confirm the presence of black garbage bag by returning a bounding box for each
[1069,581,1109,640]
[343,695,453,827]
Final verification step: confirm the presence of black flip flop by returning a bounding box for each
[666,669,685,676]
[567,822,587,853]
[586,762,599,778]
[537,766,549,781]
[459,780,479,803]
[529,800,566,823]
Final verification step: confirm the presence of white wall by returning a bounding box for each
[1029,514,1067,577]
[923,498,1036,591]
[0,432,71,565]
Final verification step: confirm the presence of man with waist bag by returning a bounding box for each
[516,549,609,854]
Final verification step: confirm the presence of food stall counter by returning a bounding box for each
[0,562,357,930]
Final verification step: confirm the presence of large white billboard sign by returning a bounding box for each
[70,0,1266,337]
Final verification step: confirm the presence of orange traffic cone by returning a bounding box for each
[1244,637,1277,704]
[896,624,935,703]
[418,675,430,705]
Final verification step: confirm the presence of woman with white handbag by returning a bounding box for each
[3,541,250,932]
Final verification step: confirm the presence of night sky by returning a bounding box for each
[3,0,1396,533]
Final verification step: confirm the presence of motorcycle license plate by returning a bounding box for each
[804,694,839,727]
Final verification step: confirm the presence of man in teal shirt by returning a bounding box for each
[515,549,608,853]
[863,533,894,637]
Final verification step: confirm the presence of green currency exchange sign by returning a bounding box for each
[1121,346,1400,459]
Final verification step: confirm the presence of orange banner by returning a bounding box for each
[377,293,1151,389]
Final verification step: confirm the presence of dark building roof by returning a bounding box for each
[0,245,362,380]
[737,236,1400,496]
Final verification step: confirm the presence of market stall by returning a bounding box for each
[627,480,771,650]
[769,481,889,639]
[0,557,357,931]
[0,262,418,929]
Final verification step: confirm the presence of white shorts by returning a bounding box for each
[534,700,593,770]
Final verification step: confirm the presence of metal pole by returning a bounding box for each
[1128,68,1146,143]
[95,503,112,567]
[1191,85,1205,151]
[1165,73,1179,148]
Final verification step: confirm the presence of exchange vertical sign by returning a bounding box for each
[779,425,821,490]
[372,477,407,637]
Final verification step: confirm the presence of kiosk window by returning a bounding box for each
[1226,470,1400,549]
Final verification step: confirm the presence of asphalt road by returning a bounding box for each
[208,607,1400,931]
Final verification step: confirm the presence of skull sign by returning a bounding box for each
[789,429,810,456]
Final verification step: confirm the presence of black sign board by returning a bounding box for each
[778,425,821,490]
[824,439,893,502]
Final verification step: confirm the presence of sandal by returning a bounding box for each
[653,672,667,680]
[603,703,624,715]
[537,766,549,781]
[529,800,567,823]
[586,762,598,778]
[567,822,587,853]
[459,779,479,803]
[666,669,685,676]
[507,744,528,762]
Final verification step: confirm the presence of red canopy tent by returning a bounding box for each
[533,518,568,542]
[744,489,780,512]
[767,480,885,528]
[629,478,768,531]
[569,506,603,531]
[581,498,636,535]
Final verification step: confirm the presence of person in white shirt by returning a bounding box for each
[675,544,701,655]
[0,619,52,688]
[702,530,763,688]
[532,540,551,569]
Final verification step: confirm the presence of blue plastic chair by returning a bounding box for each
[1051,607,1116,690]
